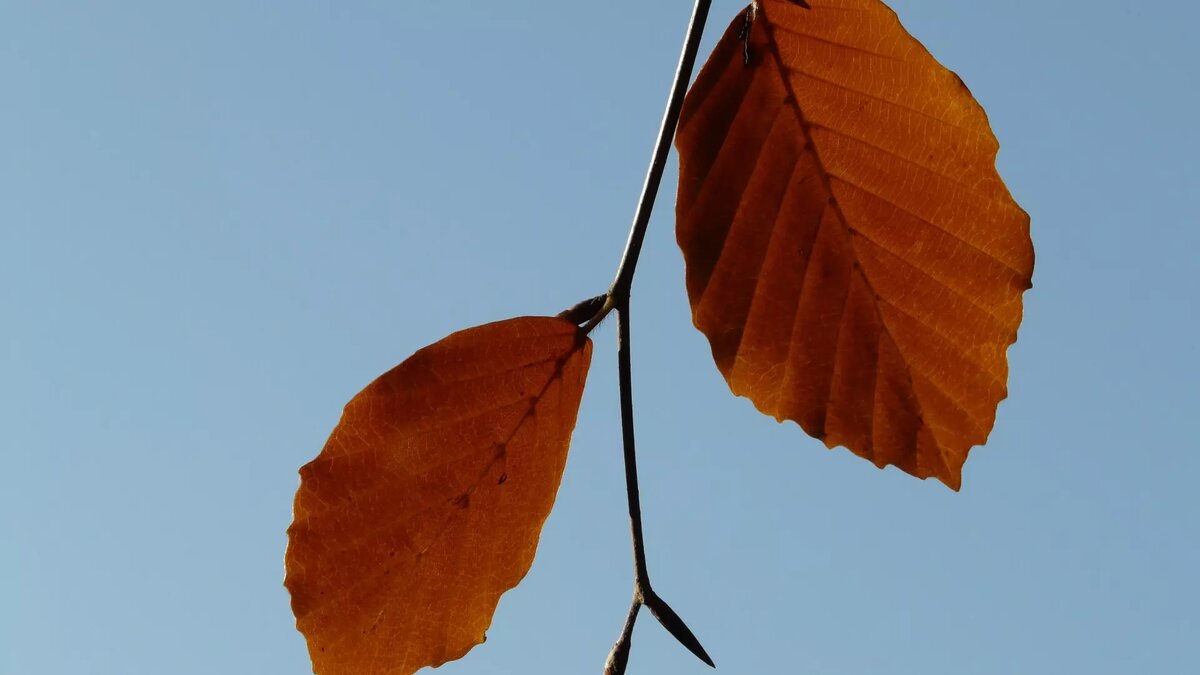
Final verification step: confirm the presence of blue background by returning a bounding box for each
[4,1,1197,673]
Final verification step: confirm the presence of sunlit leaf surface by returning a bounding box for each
[286,317,592,674]
[676,0,1034,489]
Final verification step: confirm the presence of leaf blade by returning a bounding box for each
[676,1,1033,489]
[285,317,592,674]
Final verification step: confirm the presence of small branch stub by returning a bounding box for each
[558,294,609,328]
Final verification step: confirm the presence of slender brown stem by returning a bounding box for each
[603,596,641,675]
[606,303,713,672]
[609,0,714,301]
[602,1,716,671]
[616,303,651,587]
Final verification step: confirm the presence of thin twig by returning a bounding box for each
[603,1,716,671]
[603,596,641,675]
[616,303,650,586]
[609,0,715,301]
[605,285,713,675]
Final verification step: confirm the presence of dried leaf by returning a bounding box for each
[675,0,1034,489]
[286,317,592,674]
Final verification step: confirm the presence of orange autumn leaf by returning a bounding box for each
[285,317,592,675]
[675,0,1034,489]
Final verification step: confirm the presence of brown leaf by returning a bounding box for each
[285,317,592,674]
[675,0,1034,489]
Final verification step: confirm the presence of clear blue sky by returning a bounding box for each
[4,1,1197,673]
